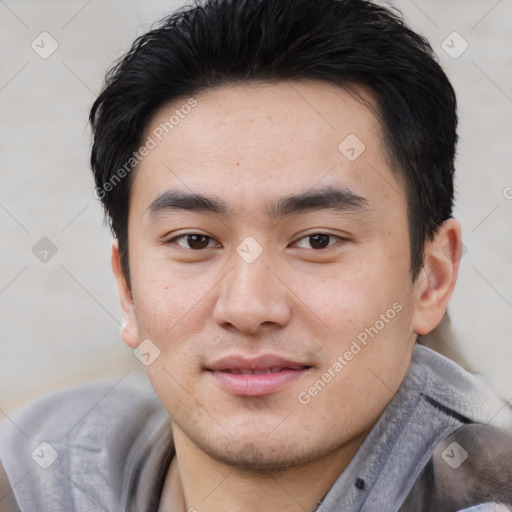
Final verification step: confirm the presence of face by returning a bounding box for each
[114,81,443,470]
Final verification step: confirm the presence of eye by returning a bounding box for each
[293,233,345,250]
[167,233,219,250]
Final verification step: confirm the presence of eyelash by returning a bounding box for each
[165,233,346,251]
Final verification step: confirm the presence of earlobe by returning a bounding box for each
[412,218,462,336]
[111,239,140,348]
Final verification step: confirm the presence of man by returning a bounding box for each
[1,0,511,510]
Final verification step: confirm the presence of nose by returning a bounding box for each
[212,249,292,335]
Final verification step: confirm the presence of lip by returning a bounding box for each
[206,354,312,397]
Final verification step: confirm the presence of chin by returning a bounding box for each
[208,440,310,472]
[188,423,324,473]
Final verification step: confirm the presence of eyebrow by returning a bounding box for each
[147,185,369,219]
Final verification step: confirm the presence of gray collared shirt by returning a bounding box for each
[1,345,511,511]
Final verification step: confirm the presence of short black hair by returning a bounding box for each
[90,0,457,283]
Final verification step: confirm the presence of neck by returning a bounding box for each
[165,424,368,512]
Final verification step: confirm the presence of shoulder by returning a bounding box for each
[2,373,161,433]
[0,374,164,462]
[0,460,19,512]
[409,345,512,430]
[0,374,171,511]
[397,347,512,511]
[402,423,512,511]
[434,423,512,496]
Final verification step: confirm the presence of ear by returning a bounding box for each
[111,239,140,348]
[411,218,462,336]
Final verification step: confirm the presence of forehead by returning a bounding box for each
[130,80,403,217]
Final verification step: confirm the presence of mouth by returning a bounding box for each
[219,367,303,374]
[206,354,312,396]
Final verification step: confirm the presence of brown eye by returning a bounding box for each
[308,234,331,249]
[168,234,216,250]
[294,233,342,250]
[186,234,211,249]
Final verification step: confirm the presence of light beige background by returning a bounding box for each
[1,0,511,417]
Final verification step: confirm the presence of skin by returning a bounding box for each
[111,81,461,511]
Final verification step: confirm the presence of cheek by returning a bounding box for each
[133,278,174,336]
[299,259,404,329]
[133,271,205,402]
[130,256,221,362]
[302,262,414,391]
[131,249,191,319]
